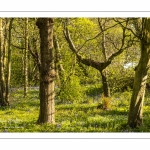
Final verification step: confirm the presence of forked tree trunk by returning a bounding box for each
[64,19,130,98]
[128,18,150,128]
[36,18,55,124]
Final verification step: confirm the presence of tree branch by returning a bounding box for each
[64,18,133,72]
[75,19,127,52]
[64,24,111,71]
[113,18,140,39]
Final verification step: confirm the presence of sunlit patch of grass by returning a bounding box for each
[0,89,150,132]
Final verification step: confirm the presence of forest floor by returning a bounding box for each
[0,88,150,132]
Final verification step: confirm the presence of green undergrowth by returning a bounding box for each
[0,89,150,132]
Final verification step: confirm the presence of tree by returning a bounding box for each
[6,18,14,103]
[98,18,111,97]
[0,18,7,106]
[64,18,133,97]
[128,18,150,128]
[36,18,55,124]
[24,18,28,97]
[0,18,12,106]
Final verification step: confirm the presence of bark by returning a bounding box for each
[53,35,64,72]
[24,18,28,97]
[53,34,64,85]
[100,70,110,97]
[99,20,110,97]
[3,19,9,70]
[6,18,14,103]
[98,18,107,60]
[0,18,7,106]
[36,18,55,124]
[128,18,150,128]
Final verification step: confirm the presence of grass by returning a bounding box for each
[0,89,150,132]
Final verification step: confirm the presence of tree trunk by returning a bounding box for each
[0,18,7,106]
[100,24,110,97]
[100,70,110,97]
[3,19,9,70]
[53,34,64,86]
[24,18,28,97]
[36,18,55,124]
[6,18,13,103]
[128,18,150,128]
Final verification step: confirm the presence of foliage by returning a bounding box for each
[96,94,111,110]
[0,89,149,132]
[10,18,39,87]
[112,91,132,107]
[101,94,111,110]
[102,49,136,93]
[57,75,85,104]
[84,84,102,103]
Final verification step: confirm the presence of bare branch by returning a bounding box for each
[107,21,134,62]
[113,18,140,39]
[76,19,127,52]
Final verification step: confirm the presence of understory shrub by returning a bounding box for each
[112,91,131,107]
[97,94,111,110]
[57,75,84,104]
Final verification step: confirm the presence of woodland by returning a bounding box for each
[0,18,150,132]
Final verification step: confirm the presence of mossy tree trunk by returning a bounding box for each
[3,19,9,71]
[53,34,64,86]
[36,18,55,124]
[6,18,14,103]
[24,18,28,97]
[0,18,7,106]
[100,70,110,97]
[128,18,150,128]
